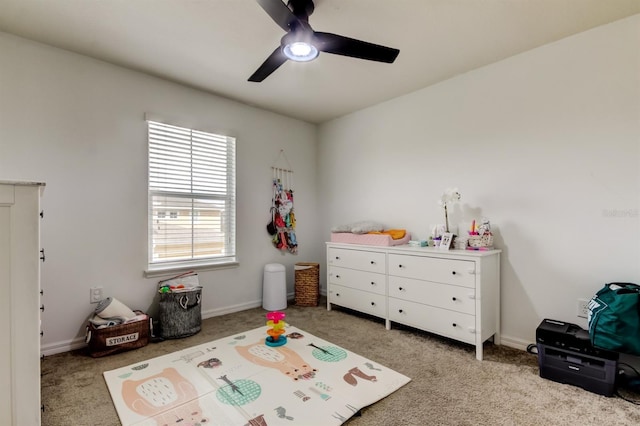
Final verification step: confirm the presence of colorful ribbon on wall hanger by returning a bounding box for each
[267,150,297,254]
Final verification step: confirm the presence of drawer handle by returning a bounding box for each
[398,309,404,313]
[451,271,456,275]
[452,323,457,328]
[398,264,403,268]
[370,302,376,306]
[335,256,340,260]
[452,297,457,301]
[336,293,340,297]
[370,261,375,265]
[399,287,404,291]
[336,275,340,278]
[370,281,375,286]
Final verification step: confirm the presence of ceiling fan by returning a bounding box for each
[249,0,400,82]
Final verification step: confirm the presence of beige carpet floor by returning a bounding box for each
[41,299,640,425]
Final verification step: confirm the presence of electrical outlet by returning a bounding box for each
[577,298,589,318]
[90,286,103,304]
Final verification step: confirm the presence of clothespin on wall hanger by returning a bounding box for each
[271,149,294,191]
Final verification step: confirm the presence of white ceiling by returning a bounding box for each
[1,0,638,123]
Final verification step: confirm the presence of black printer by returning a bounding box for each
[536,319,618,396]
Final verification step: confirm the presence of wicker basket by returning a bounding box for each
[85,310,150,358]
[468,233,494,248]
[295,262,320,307]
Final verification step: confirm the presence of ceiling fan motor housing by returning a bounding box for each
[281,20,314,47]
[287,0,314,21]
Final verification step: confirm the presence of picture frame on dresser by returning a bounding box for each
[439,232,453,250]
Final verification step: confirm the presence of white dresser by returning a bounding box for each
[326,246,387,320]
[327,242,501,360]
[0,181,45,426]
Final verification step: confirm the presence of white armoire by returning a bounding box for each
[0,181,45,426]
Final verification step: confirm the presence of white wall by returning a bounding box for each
[318,15,640,348]
[0,33,322,354]
[1,15,638,355]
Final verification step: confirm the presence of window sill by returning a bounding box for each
[144,259,239,279]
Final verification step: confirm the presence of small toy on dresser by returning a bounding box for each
[467,218,494,250]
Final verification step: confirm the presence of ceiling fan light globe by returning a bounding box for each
[283,42,318,62]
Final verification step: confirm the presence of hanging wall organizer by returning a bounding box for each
[267,150,298,253]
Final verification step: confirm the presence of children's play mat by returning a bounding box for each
[104,325,411,425]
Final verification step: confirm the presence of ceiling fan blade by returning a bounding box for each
[256,0,298,32]
[313,32,399,63]
[248,46,288,82]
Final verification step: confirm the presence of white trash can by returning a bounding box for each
[262,263,287,311]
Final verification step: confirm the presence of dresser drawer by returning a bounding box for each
[388,276,475,315]
[327,247,386,274]
[328,266,385,295]
[328,284,386,318]
[388,298,476,345]
[388,254,475,288]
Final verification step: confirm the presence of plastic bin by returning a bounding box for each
[263,263,287,310]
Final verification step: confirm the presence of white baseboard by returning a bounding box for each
[42,294,530,357]
[499,335,534,352]
[41,293,297,356]
[200,299,262,319]
[41,337,88,357]
[43,327,530,357]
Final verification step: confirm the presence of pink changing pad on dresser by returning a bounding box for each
[330,231,411,246]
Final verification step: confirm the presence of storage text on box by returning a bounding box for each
[106,332,139,346]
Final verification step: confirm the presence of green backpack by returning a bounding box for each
[588,283,640,356]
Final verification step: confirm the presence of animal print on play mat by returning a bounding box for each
[104,325,410,426]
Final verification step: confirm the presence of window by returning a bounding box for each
[147,120,236,273]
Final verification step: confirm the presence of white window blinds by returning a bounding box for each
[147,120,236,269]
